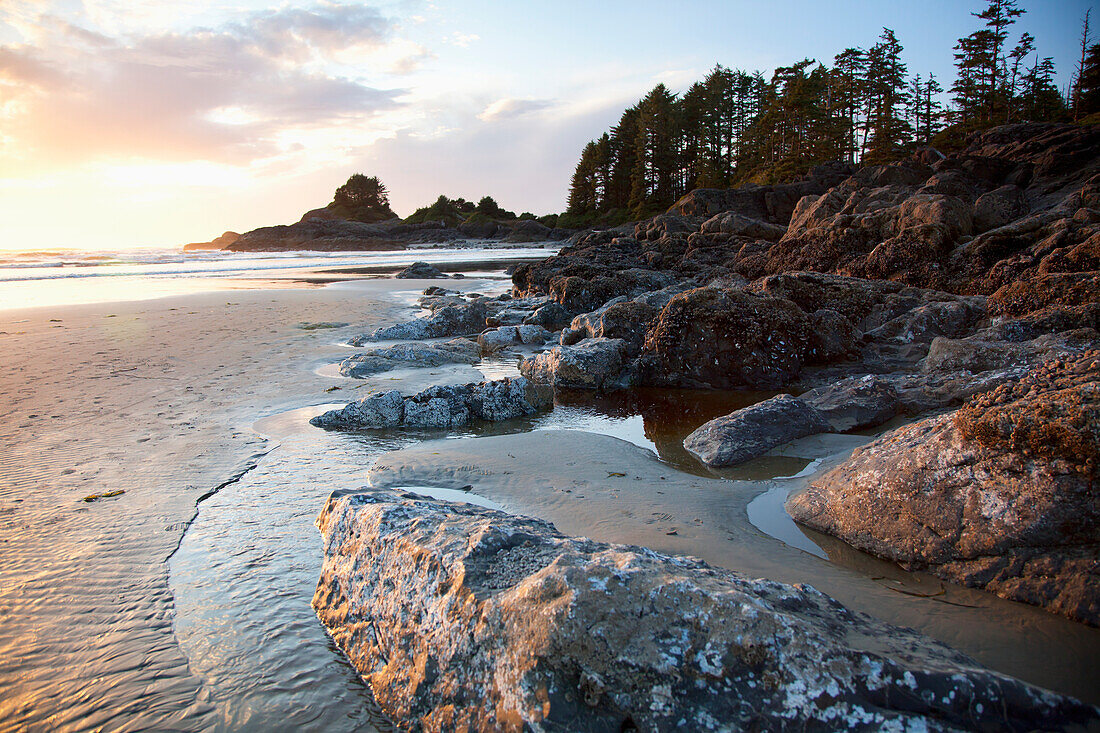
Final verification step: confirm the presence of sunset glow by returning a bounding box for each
[0,1,1088,250]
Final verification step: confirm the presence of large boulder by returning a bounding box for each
[641,287,812,389]
[520,338,628,391]
[504,219,553,242]
[683,394,829,467]
[788,351,1100,625]
[310,377,551,430]
[314,489,1100,731]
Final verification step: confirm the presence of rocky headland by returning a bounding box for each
[308,122,1100,728]
[222,207,575,252]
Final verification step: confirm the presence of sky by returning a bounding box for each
[0,0,1090,250]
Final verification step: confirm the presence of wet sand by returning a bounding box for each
[0,277,495,730]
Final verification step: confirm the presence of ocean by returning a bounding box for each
[0,244,556,311]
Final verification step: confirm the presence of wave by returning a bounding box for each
[0,246,554,283]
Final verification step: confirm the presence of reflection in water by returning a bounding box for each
[169,386,1100,726]
[169,388,792,729]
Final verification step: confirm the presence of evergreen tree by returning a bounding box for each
[1006,32,1035,122]
[1073,10,1092,120]
[1079,43,1100,118]
[951,0,1024,126]
[331,174,395,223]
[831,47,867,164]
[629,84,680,216]
[864,28,912,162]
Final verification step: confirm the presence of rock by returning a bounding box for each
[922,328,1099,375]
[477,326,521,352]
[314,489,1100,731]
[395,261,446,279]
[808,308,861,362]
[788,351,1100,625]
[683,394,829,467]
[338,339,480,377]
[641,287,812,389]
[504,219,552,242]
[310,377,551,430]
[523,302,573,330]
[183,230,239,251]
[862,296,987,345]
[312,389,405,429]
[357,300,489,342]
[520,338,627,391]
[699,211,787,241]
[568,300,659,353]
[516,324,551,345]
[973,184,1029,233]
[988,272,1100,317]
[800,375,901,431]
[955,350,1100,470]
[227,217,407,252]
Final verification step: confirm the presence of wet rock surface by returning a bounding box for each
[310,377,551,429]
[683,394,829,467]
[640,287,812,390]
[519,338,629,391]
[338,339,480,377]
[788,352,1100,626]
[314,489,1100,732]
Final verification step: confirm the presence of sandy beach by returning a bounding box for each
[0,278,460,729]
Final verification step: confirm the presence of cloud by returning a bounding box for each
[477,97,552,122]
[449,32,479,48]
[0,4,408,172]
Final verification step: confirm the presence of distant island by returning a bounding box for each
[189,174,576,252]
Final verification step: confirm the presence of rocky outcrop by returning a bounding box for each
[228,218,410,252]
[788,352,1100,625]
[310,377,551,429]
[640,287,812,389]
[338,339,480,378]
[229,210,575,252]
[182,230,239,251]
[314,489,1100,731]
[395,261,446,279]
[520,338,628,391]
[683,394,829,467]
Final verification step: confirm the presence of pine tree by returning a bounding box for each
[629,84,680,216]
[864,28,912,163]
[831,47,868,164]
[1006,32,1035,122]
[951,0,1024,126]
[1079,43,1100,118]
[1073,10,1093,120]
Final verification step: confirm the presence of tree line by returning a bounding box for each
[565,0,1094,226]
